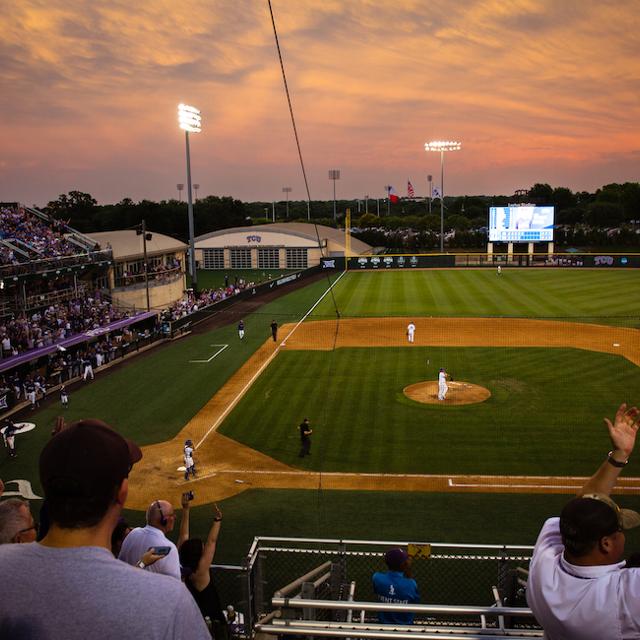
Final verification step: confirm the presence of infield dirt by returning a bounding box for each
[127,317,640,509]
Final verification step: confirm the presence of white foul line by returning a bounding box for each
[448,478,640,492]
[189,344,229,363]
[195,270,348,449]
[280,269,347,347]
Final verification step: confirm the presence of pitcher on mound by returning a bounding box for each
[438,368,449,401]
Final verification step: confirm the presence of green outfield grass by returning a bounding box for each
[0,275,339,491]
[218,346,640,476]
[312,269,640,325]
[124,488,640,565]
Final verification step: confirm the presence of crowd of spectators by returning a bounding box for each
[0,419,229,638]
[0,206,81,264]
[0,292,131,360]
[117,257,182,287]
[0,325,153,413]
[164,278,254,321]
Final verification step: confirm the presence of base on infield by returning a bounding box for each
[403,381,491,405]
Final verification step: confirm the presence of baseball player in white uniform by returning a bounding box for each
[497,265,502,275]
[438,368,449,401]
[183,439,196,480]
[406,322,416,344]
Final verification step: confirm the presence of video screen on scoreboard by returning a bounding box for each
[488,206,554,242]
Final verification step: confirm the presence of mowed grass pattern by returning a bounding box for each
[312,269,640,324]
[219,346,640,476]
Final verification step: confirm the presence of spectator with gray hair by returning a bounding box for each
[0,498,38,544]
[118,498,181,579]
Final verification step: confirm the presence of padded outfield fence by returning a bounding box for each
[344,252,640,270]
[212,537,538,639]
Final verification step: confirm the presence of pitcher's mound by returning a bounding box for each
[404,381,491,405]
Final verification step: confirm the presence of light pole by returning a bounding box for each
[328,169,340,221]
[193,183,200,202]
[177,183,184,201]
[427,174,432,214]
[282,187,292,218]
[178,103,202,289]
[365,194,369,215]
[384,185,392,216]
[424,140,461,252]
[137,219,151,312]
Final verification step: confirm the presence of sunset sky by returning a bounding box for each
[1,0,638,206]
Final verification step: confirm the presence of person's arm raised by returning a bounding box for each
[177,492,192,548]
[580,403,639,497]
[192,504,222,587]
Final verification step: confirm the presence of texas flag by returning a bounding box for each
[407,181,415,198]
[388,186,400,203]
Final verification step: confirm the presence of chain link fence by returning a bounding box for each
[213,537,537,637]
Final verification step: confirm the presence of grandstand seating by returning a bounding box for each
[0,206,80,264]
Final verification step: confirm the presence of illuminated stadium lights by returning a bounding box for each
[178,103,202,287]
[424,140,461,152]
[178,103,202,133]
[424,139,462,252]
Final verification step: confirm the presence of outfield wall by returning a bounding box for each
[347,253,640,269]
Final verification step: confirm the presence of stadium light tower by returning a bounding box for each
[424,140,461,253]
[178,103,202,289]
[282,186,292,218]
[328,169,340,221]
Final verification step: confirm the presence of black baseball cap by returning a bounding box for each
[560,493,640,544]
[40,419,142,499]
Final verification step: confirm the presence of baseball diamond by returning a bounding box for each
[125,315,640,509]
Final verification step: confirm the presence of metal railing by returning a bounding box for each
[231,537,537,640]
[0,249,113,279]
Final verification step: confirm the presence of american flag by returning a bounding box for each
[407,181,415,198]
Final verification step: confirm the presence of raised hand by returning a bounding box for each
[604,403,640,459]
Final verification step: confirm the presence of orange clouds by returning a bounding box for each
[0,0,638,204]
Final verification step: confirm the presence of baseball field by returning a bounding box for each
[4,267,640,563]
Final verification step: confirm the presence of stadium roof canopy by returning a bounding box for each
[195,222,372,255]
[87,230,187,261]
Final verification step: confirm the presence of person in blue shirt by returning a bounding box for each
[372,547,420,624]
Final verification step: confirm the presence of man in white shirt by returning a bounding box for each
[527,403,640,639]
[406,322,416,344]
[118,499,181,579]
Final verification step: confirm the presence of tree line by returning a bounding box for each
[42,181,640,249]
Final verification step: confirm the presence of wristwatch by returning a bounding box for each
[607,451,628,468]
[137,561,146,569]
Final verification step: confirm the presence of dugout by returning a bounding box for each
[194,222,372,270]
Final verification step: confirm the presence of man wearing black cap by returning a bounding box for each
[527,403,640,639]
[0,419,210,639]
[372,547,420,625]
